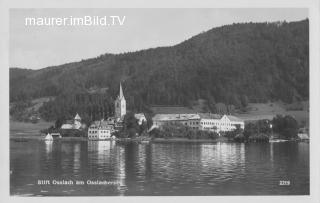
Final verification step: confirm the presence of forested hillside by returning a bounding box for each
[10,19,309,122]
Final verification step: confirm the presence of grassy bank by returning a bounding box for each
[235,102,308,125]
[10,120,54,136]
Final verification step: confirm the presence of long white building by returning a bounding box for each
[152,113,244,133]
[198,113,244,132]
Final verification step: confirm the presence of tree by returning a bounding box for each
[272,115,298,139]
[139,121,148,135]
[10,20,309,122]
[244,122,258,139]
[122,112,140,137]
[240,95,249,107]
[224,125,243,140]
[55,117,65,129]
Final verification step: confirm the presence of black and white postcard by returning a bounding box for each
[1,0,320,202]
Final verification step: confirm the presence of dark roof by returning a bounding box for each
[198,113,222,119]
[90,120,114,129]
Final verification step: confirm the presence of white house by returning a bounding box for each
[199,114,244,133]
[134,113,147,125]
[224,115,245,131]
[61,113,83,130]
[151,113,244,134]
[88,120,113,140]
[198,113,221,132]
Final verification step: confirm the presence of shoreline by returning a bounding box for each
[10,135,305,144]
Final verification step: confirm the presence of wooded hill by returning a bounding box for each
[10,19,309,122]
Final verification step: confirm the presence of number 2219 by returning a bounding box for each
[279,180,290,186]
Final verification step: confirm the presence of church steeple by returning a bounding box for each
[115,82,126,120]
[119,82,124,99]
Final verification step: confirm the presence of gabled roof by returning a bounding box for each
[226,115,243,122]
[74,113,81,120]
[90,120,114,129]
[61,124,74,129]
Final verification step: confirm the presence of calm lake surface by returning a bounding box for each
[10,138,309,196]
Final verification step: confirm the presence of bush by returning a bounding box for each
[234,134,245,142]
[60,129,87,137]
[152,122,219,140]
[272,115,299,139]
[248,133,269,142]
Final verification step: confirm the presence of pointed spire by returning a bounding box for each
[74,113,81,120]
[119,82,124,99]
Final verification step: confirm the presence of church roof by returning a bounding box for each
[74,113,81,120]
[119,83,124,99]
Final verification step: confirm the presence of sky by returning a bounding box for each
[9,8,308,70]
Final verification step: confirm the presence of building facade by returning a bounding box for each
[152,114,201,130]
[88,82,148,139]
[61,113,83,129]
[198,114,244,132]
[152,113,244,134]
[134,113,147,125]
[88,120,113,140]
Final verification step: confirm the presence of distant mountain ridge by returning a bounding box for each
[10,19,309,121]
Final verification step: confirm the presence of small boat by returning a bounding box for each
[44,133,53,141]
[269,139,288,143]
[140,140,150,144]
[51,133,62,138]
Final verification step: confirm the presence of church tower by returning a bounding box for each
[74,113,82,129]
[115,83,126,120]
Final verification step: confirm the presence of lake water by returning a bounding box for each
[10,139,309,196]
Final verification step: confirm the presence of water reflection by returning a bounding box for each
[10,140,309,196]
[44,140,53,155]
[270,142,274,167]
[115,145,126,195]
[61,143,74,174]
[88,141,111,164]
[73,143,80,174]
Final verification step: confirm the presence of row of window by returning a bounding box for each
[88,134,110,138]
[155,120,243,128]
[201,122,233,126]
[203,127,217,130]
[88,130,110,134]
[189,121,199,125]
